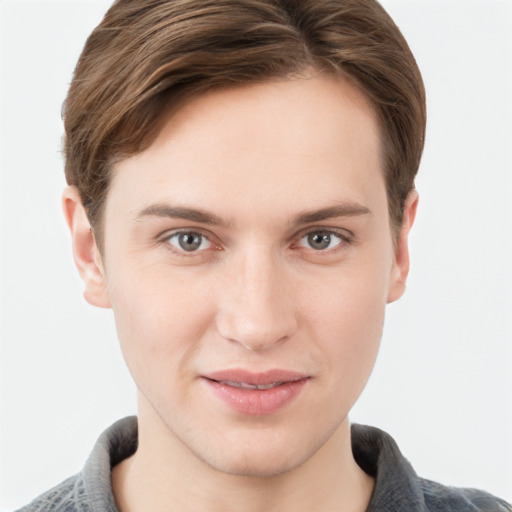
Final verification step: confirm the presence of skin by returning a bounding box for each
[64,73,417,512]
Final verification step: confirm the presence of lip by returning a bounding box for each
[201,369,310,415]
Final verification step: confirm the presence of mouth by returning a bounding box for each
[214,380,287,390]
[201,369,310,415]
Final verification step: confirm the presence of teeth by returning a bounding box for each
[220,380,282,390]
[254,382,282,390]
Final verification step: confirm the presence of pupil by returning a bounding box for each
[179,233,201,251]
[308,232,331,250]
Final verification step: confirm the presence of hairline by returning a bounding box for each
[87,73,404,255]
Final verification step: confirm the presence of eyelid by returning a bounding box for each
[291,226,354,253]
[159,226,215,241]
[293,226,354,243]
[159,228,221,256]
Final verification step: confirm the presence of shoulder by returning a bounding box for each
[351,423,511,512]
[420,478,512,512]
[14,417,137,512]
[14,475,84,512]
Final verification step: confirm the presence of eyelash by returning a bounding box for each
[162,230,218,258]
[293,229,351,252]
[160,227,353,258]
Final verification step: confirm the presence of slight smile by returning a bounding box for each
[201,369,311,415]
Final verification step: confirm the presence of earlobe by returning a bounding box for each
[387,190,419,304]
[62,186,111,308]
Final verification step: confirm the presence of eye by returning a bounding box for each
[166,231,212,252]
[297,230,344,251]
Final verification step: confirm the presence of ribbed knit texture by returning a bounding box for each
[17,417,511,512]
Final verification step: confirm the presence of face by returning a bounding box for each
[68,73,415,477]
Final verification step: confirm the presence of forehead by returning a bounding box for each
[106,73,386,224]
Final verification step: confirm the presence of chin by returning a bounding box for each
[192,426,325,479]
[203,448,303,478]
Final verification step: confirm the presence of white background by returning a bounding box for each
[1,0,511,509]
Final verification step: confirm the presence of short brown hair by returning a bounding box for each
[63,0,426,241]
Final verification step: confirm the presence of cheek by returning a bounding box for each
[106,261,213,390]
[304,260,390,398]
[324,289,384,366]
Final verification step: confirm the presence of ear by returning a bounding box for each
[62,186,111,308]
[387,190,419,304]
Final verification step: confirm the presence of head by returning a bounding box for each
[63,0,425,478]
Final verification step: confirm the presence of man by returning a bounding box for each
[15,0,511,511]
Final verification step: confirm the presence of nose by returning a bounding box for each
[215,250,298,351]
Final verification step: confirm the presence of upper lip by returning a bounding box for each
[202,369,309,385]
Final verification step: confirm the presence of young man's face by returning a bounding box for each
[69,73,415,477]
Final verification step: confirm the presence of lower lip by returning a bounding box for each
[203,378,309,415]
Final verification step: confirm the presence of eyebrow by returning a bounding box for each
[292,202,372,224]
[136,204,227,226]
[135,201,371,227]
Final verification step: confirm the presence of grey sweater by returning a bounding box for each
[16,417,511,511]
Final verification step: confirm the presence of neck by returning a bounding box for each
[112,399,374,512]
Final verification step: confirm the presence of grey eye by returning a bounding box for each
[299,231,343,251]
[168,232,211,252]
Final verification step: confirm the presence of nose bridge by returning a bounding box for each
[216,245,297,351]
